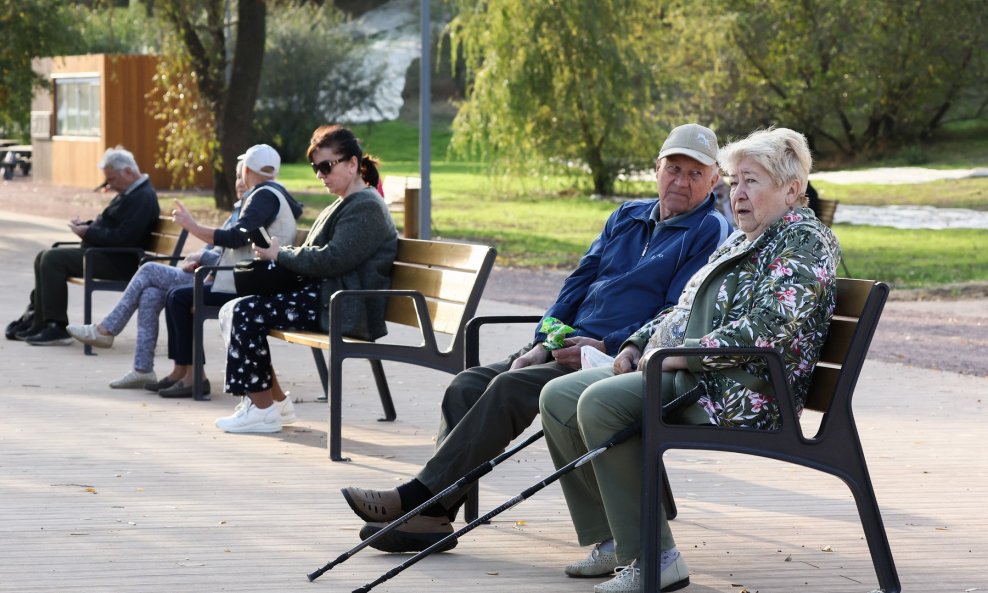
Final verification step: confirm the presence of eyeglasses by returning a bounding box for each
[310,157,346,176]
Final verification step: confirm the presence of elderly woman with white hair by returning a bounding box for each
[538,127,842,593]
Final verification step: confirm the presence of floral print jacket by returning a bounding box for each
[626,208,841,429]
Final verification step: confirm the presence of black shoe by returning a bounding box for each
[6,317,32,340]
[359,515,457,553]
[145,377,180,393]
[158,379,210,398]
[25,323,73,346]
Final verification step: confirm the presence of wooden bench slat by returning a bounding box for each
[805,362,840,411]
[396,238,491,271]
[385,296,467,336]
[390,264,482,304]
[817,317,857,364]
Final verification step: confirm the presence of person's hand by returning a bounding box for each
[612,345,642,375]
[509,344,550,370]
[179,252,202,273]
[551,336,605,370]
[171,199,196,230]
[67,219,89,239]
[254,235,280,261]
[661,354,688,371]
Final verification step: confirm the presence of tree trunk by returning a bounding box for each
[212,0,267,210]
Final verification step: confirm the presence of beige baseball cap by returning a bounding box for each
[657,123,719,166]
[238,144,281,178]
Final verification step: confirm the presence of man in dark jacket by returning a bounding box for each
[342,124,732,554]
[6,147,160,345]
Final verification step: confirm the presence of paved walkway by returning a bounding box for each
[1,210,987,592]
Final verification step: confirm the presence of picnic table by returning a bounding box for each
[0,144,32,179]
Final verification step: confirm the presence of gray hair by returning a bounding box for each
[98,146,140,174]
[718,128,812,203]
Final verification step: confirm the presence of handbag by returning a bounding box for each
[232,259,310,296]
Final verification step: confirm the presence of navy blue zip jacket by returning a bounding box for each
[537,194,731,354]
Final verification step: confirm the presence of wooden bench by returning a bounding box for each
[640,278,899,592]
[60,216,188,355]
[268,237,496,461]
[0,145,32,179]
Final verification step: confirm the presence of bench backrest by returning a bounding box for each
[804,277,886,413]
[816,198,839,227]
[146,216,188,258]
[385,237,497,335]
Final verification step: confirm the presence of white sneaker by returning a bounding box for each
[594,560,640,593]
[565,542,619,577]
[216,400,281,433]
[232,396,296,424]
[67,323,114,348]
[594,553,690,593]
[109,369,157,389]
[276,396,297,424]
[658,549,690,591]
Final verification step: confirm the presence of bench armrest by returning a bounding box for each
[51,240,82,248]
[193,264,235,304]
[140,254,184,266]
[79,246,145,283]
[328,288,438,349]
[640,346,797,428]
[464,314,543,368]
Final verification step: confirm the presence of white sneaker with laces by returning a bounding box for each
[215,401,281,433]
[593,552,690,593]
[231,395,296,424]
[565,542,619,577]
[109,369,157,389]
[67,323,114,348]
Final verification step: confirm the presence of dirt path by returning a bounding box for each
[3,176,985,378]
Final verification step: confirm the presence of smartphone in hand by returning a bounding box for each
[239,226,272,248]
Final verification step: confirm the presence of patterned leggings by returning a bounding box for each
[101,263,193,372]
[225,282,322,395]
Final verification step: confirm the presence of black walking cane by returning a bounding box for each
[307,429,547,582]
[349,420,643,593]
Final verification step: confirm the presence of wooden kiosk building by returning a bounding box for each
[30,54,199,189]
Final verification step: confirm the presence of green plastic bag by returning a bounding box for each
[540,316,575,350]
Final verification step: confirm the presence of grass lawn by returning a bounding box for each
[174,114,988,290]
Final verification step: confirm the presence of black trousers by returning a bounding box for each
[31,247,135,328]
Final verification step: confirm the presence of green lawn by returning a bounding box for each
[175,114,988,290]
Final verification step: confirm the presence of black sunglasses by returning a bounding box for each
[310,156,346,176]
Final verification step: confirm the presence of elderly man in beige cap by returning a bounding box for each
[339,124,732,560]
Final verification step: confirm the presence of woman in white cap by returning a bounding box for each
[215,125,397,434]
[152,144,303,398]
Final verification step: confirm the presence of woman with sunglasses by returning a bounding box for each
[215,125,398,434]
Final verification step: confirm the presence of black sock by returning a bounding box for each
[397,479,451,518]
[396,479,433,511]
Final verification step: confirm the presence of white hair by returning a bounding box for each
[98,146,140,174]
[718,128,812,201]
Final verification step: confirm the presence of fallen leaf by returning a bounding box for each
[784,555,792,562]
[486,571,498,576]
[85,487,97,494]
[821,545,834,552]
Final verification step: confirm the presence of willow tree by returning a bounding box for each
[717,0,988,156]
[448,0,670,196]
